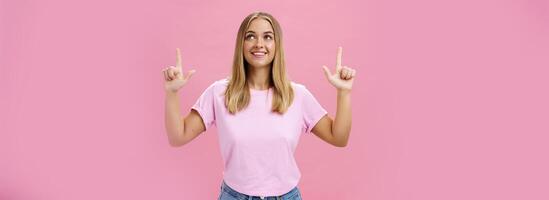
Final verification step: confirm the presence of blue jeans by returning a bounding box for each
[218,181,303,200]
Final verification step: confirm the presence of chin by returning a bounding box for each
[250,64,269,69]
[247,61,273,69]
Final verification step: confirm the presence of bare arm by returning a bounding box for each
[313,47,356,147]
[312,90,351,147]
[162,48,204,147]
[164,91,206,147]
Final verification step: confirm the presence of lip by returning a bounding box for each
[250,51,267,59]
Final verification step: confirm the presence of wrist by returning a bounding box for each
[165,90,179,97]
[337,88,352,95]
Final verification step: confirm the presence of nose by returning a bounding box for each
[253,37,264,49]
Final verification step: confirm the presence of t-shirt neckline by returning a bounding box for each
[250,87,273,95]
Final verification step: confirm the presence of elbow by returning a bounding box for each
[333,141,348,148]
[168,135,187,147]
[169,136,191,147]
[169,140,184,147]
[167,129,188,147]
[331,131,350,148]
[332,137,349,147]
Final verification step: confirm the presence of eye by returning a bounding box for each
[264,35,273,40]
[245,34,255,40]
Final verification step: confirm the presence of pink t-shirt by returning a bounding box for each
[191,78,327,196]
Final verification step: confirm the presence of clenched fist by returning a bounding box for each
[162,48,196,93]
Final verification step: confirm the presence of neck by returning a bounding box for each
[247,65,271,90]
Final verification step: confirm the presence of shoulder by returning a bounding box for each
[290,81,312,96]
[205,77,229,91]
[291,81,305,91]
[212,77,230,88]
[290,81,322,105]
[197,78,229,98]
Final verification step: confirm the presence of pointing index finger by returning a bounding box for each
[336,46,342,69]
[176,48,182,68]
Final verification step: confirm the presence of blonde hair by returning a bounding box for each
[225,12,294,114]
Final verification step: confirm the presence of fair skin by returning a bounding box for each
[162,18,356,147]
[243,19,276,90]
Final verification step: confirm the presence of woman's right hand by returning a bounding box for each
[162,48,196,93]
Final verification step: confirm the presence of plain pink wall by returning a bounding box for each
[1,0,548,199]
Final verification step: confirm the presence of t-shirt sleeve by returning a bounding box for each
[302,86,328,134]
[191,82,217,131]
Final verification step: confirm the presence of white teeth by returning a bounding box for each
[252,52,266,56]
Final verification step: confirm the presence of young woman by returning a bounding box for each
[162,12,356,200]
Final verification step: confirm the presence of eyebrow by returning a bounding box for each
[245,31,274,35]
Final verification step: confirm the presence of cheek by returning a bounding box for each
[243,42,252,53]
[267,42,275,55]
[267,41,275,50]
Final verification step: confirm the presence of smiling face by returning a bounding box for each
[243,18,276,70]
[226,12,293,114]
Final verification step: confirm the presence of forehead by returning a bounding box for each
[246,18,274,33]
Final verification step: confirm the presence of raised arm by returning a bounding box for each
[163,48,204,147]
[312,47,356,147]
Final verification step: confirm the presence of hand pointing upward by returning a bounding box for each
[162,48,196,93]
[322,47,356,91]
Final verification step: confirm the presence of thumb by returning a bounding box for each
[184,69,196,80]
[322,66,332,79]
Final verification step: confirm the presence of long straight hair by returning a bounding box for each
[225,12,294,114]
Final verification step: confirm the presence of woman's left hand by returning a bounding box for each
[322,47,356,91]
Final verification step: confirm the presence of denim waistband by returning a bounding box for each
[221,181,300,200]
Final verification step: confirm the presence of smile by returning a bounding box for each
[251,51,267,58]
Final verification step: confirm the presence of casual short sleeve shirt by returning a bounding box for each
[191,78,327,196]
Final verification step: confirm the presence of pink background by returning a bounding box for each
[1,0,548,199]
